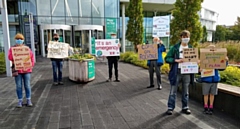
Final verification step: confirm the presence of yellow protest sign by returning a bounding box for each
[201,69,215,77]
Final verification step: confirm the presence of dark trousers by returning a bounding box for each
[52,60,63,82]
[108,59,118,79]
[149,60,162,87]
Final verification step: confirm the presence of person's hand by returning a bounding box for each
[197,60,201,64]
[225,56,229,61]
[118,43,121,48]
[199,69,202,72]
[175,59,183,63]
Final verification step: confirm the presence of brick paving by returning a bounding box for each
[0,58,239,129]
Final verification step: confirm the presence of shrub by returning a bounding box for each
[220,66,240,87]
[0,53,6,74]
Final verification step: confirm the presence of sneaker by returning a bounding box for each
[17,100,23,108]
[26,99,33,107]
[106,78,112,82]
[114,79,120,82]
[203,108,209,114]
[157,85,162,90]
[53,82,58,86]
[166,109,173,115]
[182,109,191,115]
[59,82,64,85]
[147,85,154,88]
[208,108,213,115]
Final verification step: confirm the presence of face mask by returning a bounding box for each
[15,39,24,45]
[182,38,190,44]
[54,37,59,41]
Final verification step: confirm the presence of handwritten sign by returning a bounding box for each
[95,39,120,57]
[201,69,215,77]
[200,48,227,69]
[183,48,198,62]
[12,46,32,70]
[47,41,69,58]
[138,44,158,60]
[181,62,199,74]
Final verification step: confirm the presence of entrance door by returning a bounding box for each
[40,25,72,57]
[74,25,103,54]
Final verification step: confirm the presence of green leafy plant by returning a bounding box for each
[0,53,6,74]
[69,48,95,62]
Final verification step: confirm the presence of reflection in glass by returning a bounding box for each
[92,18,104,25]
[37,0,51,16]
[52,17,65,24]
[66,17,78,25]
[66,0,78,16]
[51,0,65,16]
[18,0,37,15]
[79,0,91,17]
[37,17,51,24]
[105,0,118,17]
[92,0,104,18]
[79,18,91,25]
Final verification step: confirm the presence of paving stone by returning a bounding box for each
[47,122,59,129]
[49,111,60,123]
[81,113,93,126]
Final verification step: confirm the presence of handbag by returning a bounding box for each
[11,64,18,77]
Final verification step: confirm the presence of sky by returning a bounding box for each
[202,0,240,26]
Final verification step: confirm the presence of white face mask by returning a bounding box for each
[182,38,190,44]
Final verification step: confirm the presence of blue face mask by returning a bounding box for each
[15,39,24,45]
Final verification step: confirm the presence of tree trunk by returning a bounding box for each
[134,44,138,53]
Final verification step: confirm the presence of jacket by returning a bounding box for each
[165,42,195,86]
[147,44,166,66]
[8,46,35,74]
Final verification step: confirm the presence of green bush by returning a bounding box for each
[0,53,6,74]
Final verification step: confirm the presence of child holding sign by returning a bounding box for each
[200,45,229,115]
[8,33,35,108]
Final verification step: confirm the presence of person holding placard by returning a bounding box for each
[147,37,166,90]
[165,30,195,115]
[8,33,35,108]
[50,33,65,86]
[199,45,229,115]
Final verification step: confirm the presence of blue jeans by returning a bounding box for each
[167,73,190,110]
[52,60,63,82]
[15,73,31,99]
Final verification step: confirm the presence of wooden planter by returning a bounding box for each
[69,58,95,82]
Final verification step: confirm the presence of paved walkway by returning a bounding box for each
[0,58,239,129]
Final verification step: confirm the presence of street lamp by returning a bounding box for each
[0,0,11,77]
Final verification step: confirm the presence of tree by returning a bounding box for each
[202,25,208,42]
[231,17,240,41]
[215,25,227,42]
[126,0,144,52]
[170,0,203,47]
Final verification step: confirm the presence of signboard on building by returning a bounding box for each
[12,46,32,70]
[47,41,69,58]
[105,18,117,39]
[95,39,120,57]
[152,15,170,37]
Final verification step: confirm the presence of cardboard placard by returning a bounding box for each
[138,44,158,60]
[47,41,69,58]
[12,46,32,70]
[201,69,215,77]
[200,48,227,69]
[183,48,198,62]
[181,62,199,74]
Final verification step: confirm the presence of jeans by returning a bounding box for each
[108,58,118,79]
[52,60,63,82]
[15,73,31,99]
[148,60,162,87]
[167,72,190,110]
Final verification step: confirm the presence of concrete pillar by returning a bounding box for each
[122,4,126,53]
[89,30,92,54]
[1,0,11,76]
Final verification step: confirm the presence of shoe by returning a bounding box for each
[203,108,209,114]
[182,109,191,115]
[59,82,64,85]
[114,79,120,82]
[147,85,154,88]
[157,85,162,90]
[208,108,213,115]
[16,100,23,108]
[26,99,33,107]
[53,82,58,86]
[106,78,112,82]
[166,109,173,115]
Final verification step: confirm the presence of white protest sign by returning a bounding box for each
[181,62,199,74]
[152,15,170,37]
[95,39,120,57]
[47,41,69,58]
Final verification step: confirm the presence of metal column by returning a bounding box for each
[1,0,11,76]
[29,13,36,62]
[41,29,46,57]
[122,4,126,53]
[89,30,92,54]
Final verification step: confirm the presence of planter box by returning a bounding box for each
[179,82,240,119]
[69,59,95,82]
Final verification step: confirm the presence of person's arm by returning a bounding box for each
[165,47,175,64]
[30,50,35,67]
[8,48,13,62]
[161,44,166,52]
